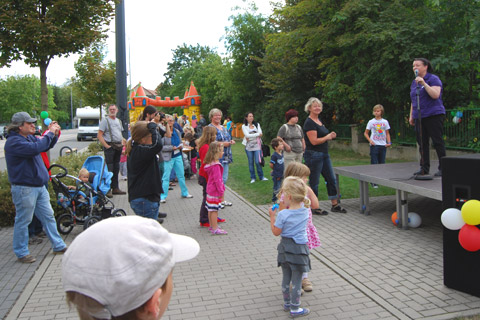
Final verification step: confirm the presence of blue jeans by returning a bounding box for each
[245,149,264,180]
[272,177,283,202]
[370,145,386,164]
[11,185,66,258]
[222,163,229,185]
[303,149,338,199]
[130,198,159,220]
[161,155,189,200]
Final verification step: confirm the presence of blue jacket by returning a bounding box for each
[4,131,58,187]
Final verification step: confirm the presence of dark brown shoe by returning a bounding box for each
[112,188,126,195]
[18,255,36,263]
[53,247,68,254]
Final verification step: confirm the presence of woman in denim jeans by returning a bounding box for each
[242,112,268,184]
[303,98,347,213]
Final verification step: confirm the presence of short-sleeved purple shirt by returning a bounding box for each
[410,72,445,119]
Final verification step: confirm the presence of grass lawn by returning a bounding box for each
[227,139,406,205]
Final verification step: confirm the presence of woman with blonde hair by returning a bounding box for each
[303,97,346,213]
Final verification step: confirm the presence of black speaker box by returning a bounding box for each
[442,154,480,298]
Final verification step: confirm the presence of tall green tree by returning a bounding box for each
[0,0,115,123]
[0,75,65,123]
[73,43,116,109]
[224,3,273,123]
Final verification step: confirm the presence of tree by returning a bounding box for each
[224,3,273,123]
[0,75,65,123]
[0,0,115,124]
[73,43,116,109]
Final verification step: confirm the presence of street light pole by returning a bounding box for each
[70,86,73,129]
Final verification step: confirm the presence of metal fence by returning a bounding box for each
[330,108,480,151]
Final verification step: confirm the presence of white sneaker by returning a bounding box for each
[261,177,268,181]
[250,179,255,183]
[182,194,193,199]
[160,199,166,203]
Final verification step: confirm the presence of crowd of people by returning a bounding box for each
[3,57,448,318]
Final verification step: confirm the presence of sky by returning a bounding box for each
[0,0,273,90]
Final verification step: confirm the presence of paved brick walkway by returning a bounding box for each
[2,178,480,319]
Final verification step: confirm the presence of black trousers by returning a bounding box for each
[104,147,121,189]
[414,114,446,173]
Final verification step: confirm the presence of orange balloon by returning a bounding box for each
[391,212,398,226]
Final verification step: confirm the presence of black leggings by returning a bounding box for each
[415,114,446,173]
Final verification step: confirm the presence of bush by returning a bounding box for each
[0,142,102,227]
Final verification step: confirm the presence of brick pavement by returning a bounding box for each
[2,177,480,319]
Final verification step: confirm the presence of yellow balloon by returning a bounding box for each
[461,200,480,225]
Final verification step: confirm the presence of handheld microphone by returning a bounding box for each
[415,69,419,77]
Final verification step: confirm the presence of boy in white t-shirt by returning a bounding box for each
[364,104,391,188]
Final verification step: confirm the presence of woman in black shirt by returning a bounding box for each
[303,97,346,213]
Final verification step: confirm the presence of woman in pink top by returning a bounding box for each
[203,141,227,235]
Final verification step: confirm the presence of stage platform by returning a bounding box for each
[334,161,442,229]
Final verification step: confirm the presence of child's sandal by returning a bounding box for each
[331,205,347,213]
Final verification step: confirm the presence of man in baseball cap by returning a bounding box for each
[62,216,200,319]
[5,112,66,263]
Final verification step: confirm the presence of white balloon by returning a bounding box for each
[441,208,465,230]
[408,212,422,228]
[453,116,460,124]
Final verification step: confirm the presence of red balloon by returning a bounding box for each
[458,224,480,252]
[391,212,398,226]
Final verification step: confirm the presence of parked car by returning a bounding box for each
[0,126,4,139]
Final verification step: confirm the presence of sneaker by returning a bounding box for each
[290,307,310,318]
[208,227,213,232]
[158,212,167,218]
[18,255,36,263]
[413,169,429,175]
[211,228,228,235]
[222,201,233,206]
[112,188,126,195]
[28,236,42,245]
[312,209,328,215]
[160,199,166,203]
[434,170,442,177]
[53,246,68,254]
[182,194,193,199]
[220,203,225,209]
[261,177,268,181]
[250,179,255,183]
[200,222,210,227]
[217,217,226,223]
[283,304,290,312]
[371,183,378,189]
[302,278,313,292]
[106,189,113,198]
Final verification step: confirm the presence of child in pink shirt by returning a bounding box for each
[204,141,227,235]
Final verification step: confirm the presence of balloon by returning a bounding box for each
[453,116,460,124]
[40,111,49,119]
[456,111,463,118]
[461,199,480,225]
[44,118,52,126]
[458,224,480,252]
[450,111,456,116]
[441,208,465,230]
[391,212,399,226]
[408,212,422,228]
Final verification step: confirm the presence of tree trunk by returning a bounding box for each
[39,60,49,130]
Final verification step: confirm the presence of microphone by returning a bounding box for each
[415,69,419,77]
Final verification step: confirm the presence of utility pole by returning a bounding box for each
[115,0,129,139]
[70,86,73,129]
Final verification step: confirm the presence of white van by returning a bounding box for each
[76,106,102,141]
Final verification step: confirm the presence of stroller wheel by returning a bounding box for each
[112,208,127,217]
[83,215,101,231]
[57,213,74,235]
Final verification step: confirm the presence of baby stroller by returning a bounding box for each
[50,155,126,235]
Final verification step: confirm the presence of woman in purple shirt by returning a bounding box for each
[408,58,446,177]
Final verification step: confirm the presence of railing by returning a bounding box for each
[331,108,480,152]
[391,108,480,151]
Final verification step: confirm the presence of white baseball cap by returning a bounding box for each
[62,216,200,318]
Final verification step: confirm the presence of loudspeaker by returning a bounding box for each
[442,154,480,298]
